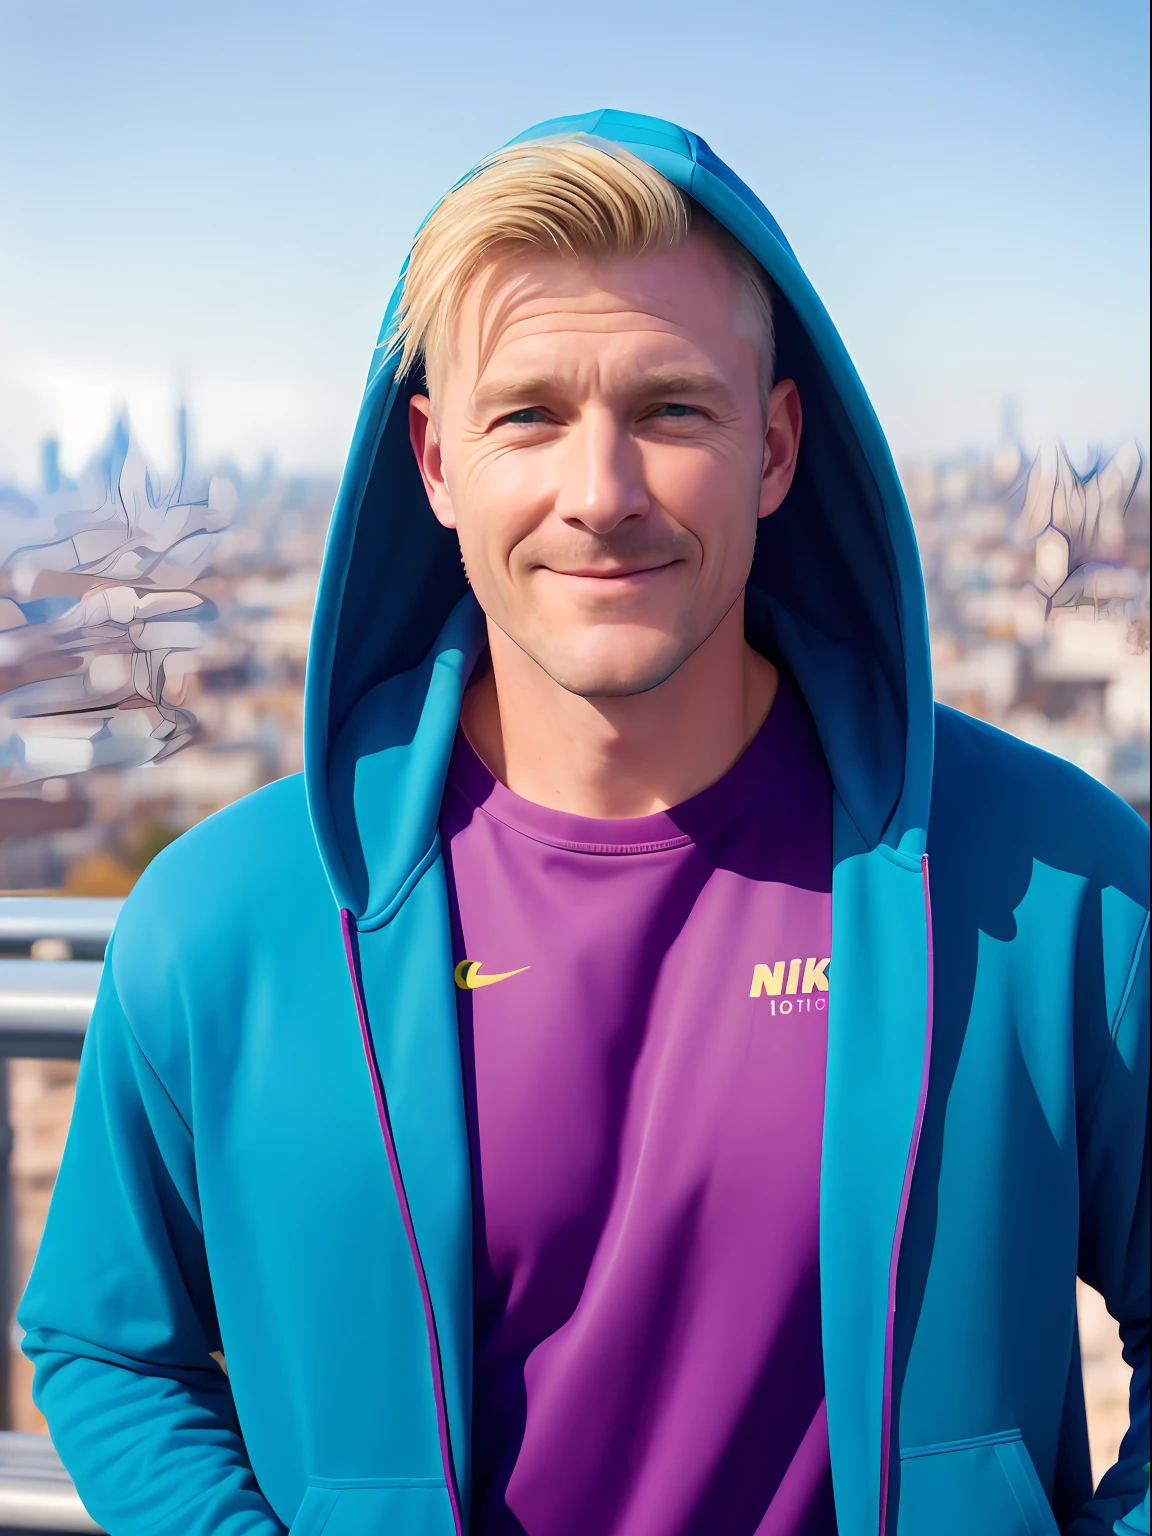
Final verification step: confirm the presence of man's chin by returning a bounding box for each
[533,644,689,701]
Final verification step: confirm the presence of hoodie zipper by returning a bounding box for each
[877,855,934,1536]
[341,909,465,1536]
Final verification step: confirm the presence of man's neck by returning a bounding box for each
[460,602,779,819]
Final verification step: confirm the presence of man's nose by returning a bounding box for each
[554,410,650,533]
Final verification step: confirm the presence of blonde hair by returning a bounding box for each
[388,136,775,397]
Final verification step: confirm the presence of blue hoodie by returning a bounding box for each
[19,110,1150,1536]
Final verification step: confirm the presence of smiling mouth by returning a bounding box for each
[544,563,676,580]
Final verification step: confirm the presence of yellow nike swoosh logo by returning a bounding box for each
[454,959,530,990]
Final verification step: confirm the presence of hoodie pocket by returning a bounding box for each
[288,1487,339,1536]
[897,1429,1059,1536]
[289,1481,455,1536]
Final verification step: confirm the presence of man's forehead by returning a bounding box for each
[451,244,750,397]
[476,304,713,368]
[470,356,738,412]
[466,234,716,310]
[471,335,729,387]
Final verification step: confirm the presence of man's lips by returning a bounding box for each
[540,561,677,580]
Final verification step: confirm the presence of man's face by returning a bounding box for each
[409,235,801,698]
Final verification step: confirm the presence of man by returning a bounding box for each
[20,111,1148,1536]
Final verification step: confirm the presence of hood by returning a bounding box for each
[303,108,934,922]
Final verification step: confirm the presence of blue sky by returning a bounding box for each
[1,0,1147,481]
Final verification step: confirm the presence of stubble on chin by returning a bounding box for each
[496,611,698,701]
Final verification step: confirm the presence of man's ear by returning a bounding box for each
[409,395,457,529]
[758,379,803,519]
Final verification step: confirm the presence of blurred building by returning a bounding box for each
[0,431,335,891]
[903,437,1149,821]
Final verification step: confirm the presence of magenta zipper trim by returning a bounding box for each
[877,855,934,1536]
[340,909,465,1536]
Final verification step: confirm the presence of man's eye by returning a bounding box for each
[650,403,699,419]
[499,408,548,426]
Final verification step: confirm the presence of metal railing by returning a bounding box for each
[0,901,122,963]
[0,897,115,1533]
[0,965,101,1063]
[0,1435,100,1532]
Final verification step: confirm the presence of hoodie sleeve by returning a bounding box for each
[16,939,286,1536]
[1067,915,1150,1536]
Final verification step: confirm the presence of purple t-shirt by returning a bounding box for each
[441,672,836,1536]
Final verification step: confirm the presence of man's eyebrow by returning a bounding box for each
[625,367,734,398]
[471,376,563,411]
[471,367,734,412]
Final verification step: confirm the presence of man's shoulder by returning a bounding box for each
[930,703,1149,906]
[109,773,334,1015]
[129,770,320,905]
